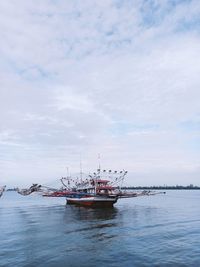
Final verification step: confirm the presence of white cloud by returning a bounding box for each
[52,86,95,112]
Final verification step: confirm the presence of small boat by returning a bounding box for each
[0,186,6,198]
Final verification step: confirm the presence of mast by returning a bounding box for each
[80,155,83,182]
[95,153,101,194]
[98,153,101,172]
[66,166,69,178]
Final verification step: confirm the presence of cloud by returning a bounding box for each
[52,86,95,112]
[0,0,200,186]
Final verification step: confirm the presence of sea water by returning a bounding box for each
[0,190,200,267]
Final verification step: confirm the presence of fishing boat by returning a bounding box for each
[15,167,166,208]
[61,169,127,207]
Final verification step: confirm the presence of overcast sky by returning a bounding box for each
[1,0,200,187]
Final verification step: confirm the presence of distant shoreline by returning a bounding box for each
[122,186,200,190]
[6,186,200,191]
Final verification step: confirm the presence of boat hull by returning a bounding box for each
[66,196,118,208]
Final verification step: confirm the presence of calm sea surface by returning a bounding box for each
[0,190,200,267]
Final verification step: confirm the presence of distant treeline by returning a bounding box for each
[121,185,200,190]
[6,185,200,191]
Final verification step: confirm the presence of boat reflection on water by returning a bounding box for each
[65,205,119,222]
[63,206,120,246]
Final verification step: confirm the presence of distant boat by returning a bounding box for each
[0,186,6,198]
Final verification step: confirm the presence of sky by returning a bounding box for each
[0,0,200,187]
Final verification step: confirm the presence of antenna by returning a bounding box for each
[66,166,69,178]
[98,153,101,171]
